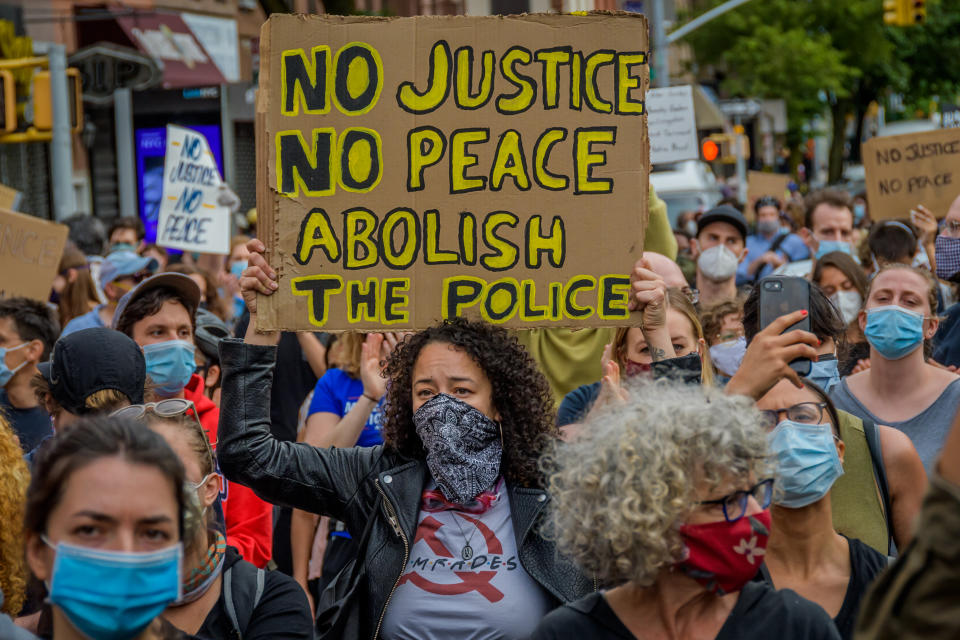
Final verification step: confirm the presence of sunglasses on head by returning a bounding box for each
[112,399,215,454]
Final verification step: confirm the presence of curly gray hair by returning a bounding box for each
[541,380,771,587]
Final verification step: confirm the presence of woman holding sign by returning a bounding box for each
[216,239,594,639]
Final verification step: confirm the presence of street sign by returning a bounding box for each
[718,98,761,119]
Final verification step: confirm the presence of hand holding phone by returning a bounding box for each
[758,277,812,376]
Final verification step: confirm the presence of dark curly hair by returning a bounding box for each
[381,318,557,488]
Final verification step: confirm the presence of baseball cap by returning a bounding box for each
[99,250,159,289]
[194,307,230,363]
[112,272,203,331]
[697,205,749,241]
[38,328,146,415]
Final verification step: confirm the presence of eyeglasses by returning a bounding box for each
[758,402,827,431]
[697,478,774,522]
[112,399,214,459]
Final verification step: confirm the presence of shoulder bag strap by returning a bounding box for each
[863,418,895,555]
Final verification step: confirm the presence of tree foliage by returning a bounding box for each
[681,0,960,181]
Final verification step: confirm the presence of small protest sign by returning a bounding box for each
[0,208,68,301]
[863,128,960,221]
[747,171,790,221]
[256,13,650,331]
[647,85,698,164]
[941,104,960,129]
[157,125,230,255]
[0,183,22,211]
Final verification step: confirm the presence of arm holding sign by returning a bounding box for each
[216,239,388,527]
[911,205,938,273]
[628,257,676,362]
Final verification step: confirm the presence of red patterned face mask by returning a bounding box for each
[675,510,771,595]
[623,360,653,378]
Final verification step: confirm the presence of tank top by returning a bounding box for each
[831,377,960,473]
[830,411,889,555]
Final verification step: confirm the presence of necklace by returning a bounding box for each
[451,512,478,561]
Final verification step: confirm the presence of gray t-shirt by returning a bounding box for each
[380,480,554,639]
[830,377,960,473]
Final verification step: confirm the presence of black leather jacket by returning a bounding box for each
[217,339,594,639]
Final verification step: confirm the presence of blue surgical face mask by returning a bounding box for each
[806,355,840,392]
[44,538,182,640]
[229,260,248,279]
[853,203,866,223]
[110,242,138,254]
[0,342,28,387]
[768,420,844,508]
[143,340,197,396]
[815,240,853,260]
[863,305,925,361]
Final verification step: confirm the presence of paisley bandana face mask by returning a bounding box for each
[413,393,502,504]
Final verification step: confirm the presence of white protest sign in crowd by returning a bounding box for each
[157,124,230,255]
[646,85,698,165]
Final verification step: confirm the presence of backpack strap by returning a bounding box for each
[863,418,895,555]
[753,233,791,282]
[223,563,268,639]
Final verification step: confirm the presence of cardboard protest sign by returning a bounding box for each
[647,85,697,164]
[157,125,230,255]
[747,171,790,221]
[0,183,22,211]
[863,128,960,221]
[0,208,68,301]
[256,13,649,331]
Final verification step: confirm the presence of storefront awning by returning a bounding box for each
[693,85,726,131]
[117,14,225,89]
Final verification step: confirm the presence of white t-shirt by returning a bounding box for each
[380,481,554,639]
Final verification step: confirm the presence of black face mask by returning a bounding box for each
[413,393,502,504]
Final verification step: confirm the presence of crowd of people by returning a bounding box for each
[1,185,960,640]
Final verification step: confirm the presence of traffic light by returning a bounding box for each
[702,139,719,162]
[884,0,925,25]
[0,70,14,133]
[31,68,82,133]
[884,0,906,25]
[911,0,926,24]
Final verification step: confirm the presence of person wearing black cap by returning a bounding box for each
[35,327,145,433]
[194,308,231,407]
[694,204,749,307]
[113,272,275,570]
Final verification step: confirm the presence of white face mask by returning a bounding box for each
[709,336,747,376]
[698,245,740,282]
[830,290,863,325]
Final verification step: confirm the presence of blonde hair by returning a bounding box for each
[612,289,713,386]
[336,332,365,379]
[0,414,29,614]
[84,388,132,413]
[542,381,770,587]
